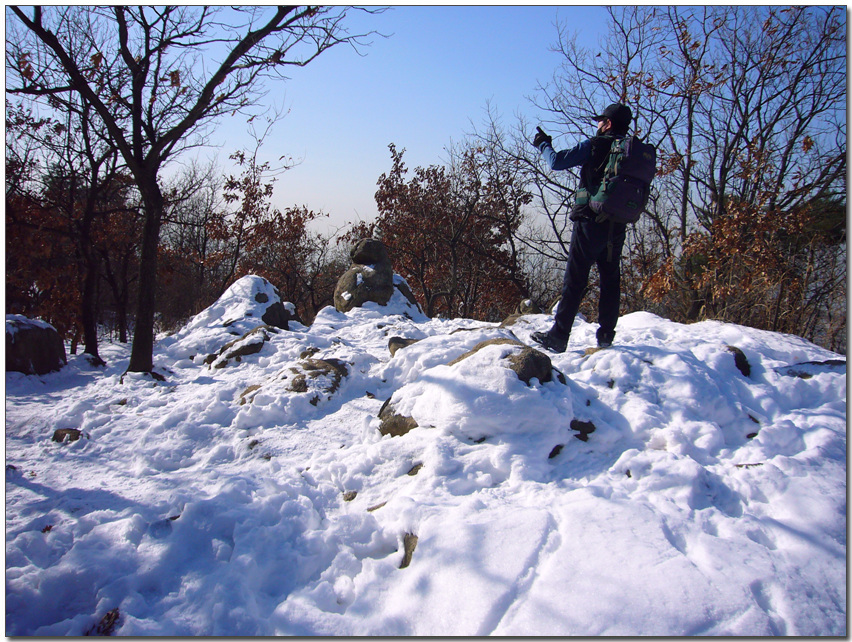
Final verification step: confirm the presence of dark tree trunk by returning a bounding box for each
[127,179,164,373]
[80,253,104,364]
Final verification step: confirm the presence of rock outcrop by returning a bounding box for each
[334,239,422,314]
[378,398,419,437]
[334,239,396,313]
[450,338,554,386]
[205,325,280,369]
[6,315,67,375]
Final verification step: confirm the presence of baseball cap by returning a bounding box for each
[594,103,632,131]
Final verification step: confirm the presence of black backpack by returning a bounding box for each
[587,135,657,224]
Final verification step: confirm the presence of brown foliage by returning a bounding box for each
[368,144,530,320]
[5,192,81,341]
[645,197,846,350]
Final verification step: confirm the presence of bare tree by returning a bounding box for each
[7,6,380,372]
[474,6,844,348]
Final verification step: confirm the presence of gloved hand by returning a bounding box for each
[533,126,552,149]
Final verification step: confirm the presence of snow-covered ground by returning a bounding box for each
[5,276,846,636]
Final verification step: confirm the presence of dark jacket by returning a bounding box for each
[539,134,620,221]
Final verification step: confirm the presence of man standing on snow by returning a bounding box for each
[530,103,633,354]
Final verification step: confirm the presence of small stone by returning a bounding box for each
[400,533,418,569]
[52,428,82,443]
[388,337,420,356]
[87,608,120,636]
[727,345,751,377]
[570,419,596,442]
[378,399,418,437]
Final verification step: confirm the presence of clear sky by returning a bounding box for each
[205,6,609,232]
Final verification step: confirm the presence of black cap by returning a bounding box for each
[594,103,632,132]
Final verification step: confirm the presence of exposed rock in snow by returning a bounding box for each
[157,275,302,363]
[5,314,67,375]
[334,239,423,315]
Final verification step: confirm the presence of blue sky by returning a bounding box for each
[206,6,609,231]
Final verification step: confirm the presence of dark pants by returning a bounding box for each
[551,218,627,343]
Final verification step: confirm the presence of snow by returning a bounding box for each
[5,314,58,338]
[5,275,847,636]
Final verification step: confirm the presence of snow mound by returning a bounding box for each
[157,275,302,361]
[386,337,572,444]
[5,309,846,636]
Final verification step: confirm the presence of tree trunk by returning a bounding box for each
[117,301,129,344]
[127,179,164,373]
[80,253,104,364]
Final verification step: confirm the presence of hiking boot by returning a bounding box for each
[531,330,568,354]
[596,328,615,348]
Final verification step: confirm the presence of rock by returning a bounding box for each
[505,346,553,385]
[285,358,349,405]
[239,385,262,405]
[334,239,395,313]
[515,299,542,315]
[333,239,423,315]
[447,338,524,366]
[378,398,418,437]
[448,338,554,386]
[400,533,418,569]
[388,337,420,356]
[727,346,751,377]
[208,326,278,369]
[392,277,422,311]
[53,428,83,443]
[775,359,846,379]
[570,419,596,442]
[6,315,67,375]
[350,238,390,265]
[501,300,543,328]
[334,265,395,312]
[261,300,301,330]
[499,314,525,328]
[86,608,120,637]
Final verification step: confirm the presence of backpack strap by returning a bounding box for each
[598,135,626,202]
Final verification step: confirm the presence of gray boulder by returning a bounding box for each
[6,315,67,375]
[334,239,396,313]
